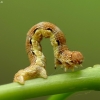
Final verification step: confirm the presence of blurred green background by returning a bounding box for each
[0,0,100,100]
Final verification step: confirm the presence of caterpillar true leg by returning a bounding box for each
[14,22,83,84]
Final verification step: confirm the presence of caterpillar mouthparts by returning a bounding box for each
[14,22,83,84]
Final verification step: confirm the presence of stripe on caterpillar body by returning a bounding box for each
[14,22,83,84]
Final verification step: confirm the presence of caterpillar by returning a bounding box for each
[14,22,83,84]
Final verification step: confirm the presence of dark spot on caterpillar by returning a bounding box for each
[70,60,73,63]
[34,28,39,33]
[29,38,32,45]
[56,40,60,45]
[32,51,35,55]
[46,28,53,32]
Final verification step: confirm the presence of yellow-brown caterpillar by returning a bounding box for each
[14,22,83,84]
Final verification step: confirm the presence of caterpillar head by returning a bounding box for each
[57,50,83,71]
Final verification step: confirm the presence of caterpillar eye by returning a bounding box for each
[33,28,39,33]
[46,28,53,32]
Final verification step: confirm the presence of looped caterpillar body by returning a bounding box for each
[14,22,83,84]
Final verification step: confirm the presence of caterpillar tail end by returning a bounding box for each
[13,65,47,84]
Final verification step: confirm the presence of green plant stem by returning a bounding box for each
[0,65,100,99]
[47,92,74,100]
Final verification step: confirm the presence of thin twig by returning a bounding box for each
[0,65,100,99]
